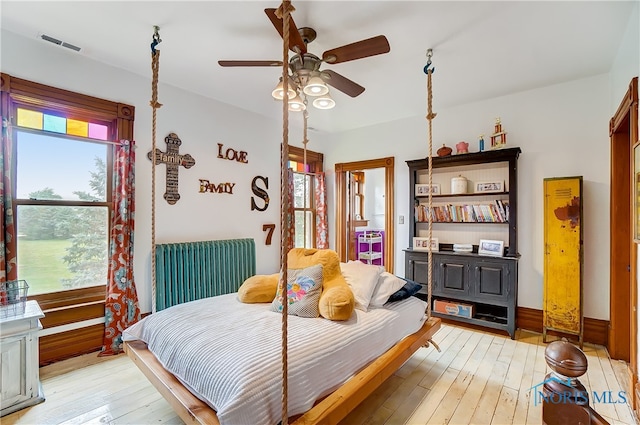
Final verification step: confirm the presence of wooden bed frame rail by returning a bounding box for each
[124,317,440,425]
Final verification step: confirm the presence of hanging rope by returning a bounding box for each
[424,49,436,321]
[276,1,294,423]
[150,26,162,314]
[302,108,309,248]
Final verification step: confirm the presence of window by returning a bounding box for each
[288,146,323,248]
[14,109,113,295]
[2,73,134,298]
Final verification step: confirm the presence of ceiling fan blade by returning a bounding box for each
[322,35,390,64]
[321,70,365,98]
[218,60,283,67]
[265,8,307,54]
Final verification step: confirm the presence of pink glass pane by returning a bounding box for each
[17,108,43,130]
[88,123,108,140]
[67,118,88,137]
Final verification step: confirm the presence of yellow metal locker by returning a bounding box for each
[543,176,583,347]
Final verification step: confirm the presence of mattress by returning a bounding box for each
[123,293,427,425]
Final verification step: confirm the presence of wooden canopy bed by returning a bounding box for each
[124,3,442,424]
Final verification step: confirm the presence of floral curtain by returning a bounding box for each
[315,172,328,249]
[285,168,295,253]
[0,118,17,289]
[101,140,140,356]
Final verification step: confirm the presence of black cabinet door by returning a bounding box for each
[471,259,513,305]
[405,252,432,295]
[435,255,471,298]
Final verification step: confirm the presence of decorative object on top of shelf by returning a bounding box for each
[478,239,504,257]
[478,134,485,152]
[436,144,452,157]
[451,175,468,194]
[475,181,505,193]
[453,243,473,253]
[415,183,441,196]
[455,141,469,154]
[413,237,438,252]
[490,117,507,149]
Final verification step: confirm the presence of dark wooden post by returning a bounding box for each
[542,340,609,425]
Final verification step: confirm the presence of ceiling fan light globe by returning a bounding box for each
[288,94,306,111]
[313,95,335,110]
[303,76,329,96]
[272,81,297,100]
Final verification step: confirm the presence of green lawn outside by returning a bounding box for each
[17,239,74,295]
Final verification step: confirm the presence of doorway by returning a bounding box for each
[335,157,394,272]
[609,77,638,411]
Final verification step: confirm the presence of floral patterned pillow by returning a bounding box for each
[270,264,323,318]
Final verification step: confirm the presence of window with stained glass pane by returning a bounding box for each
[14,116,112,294]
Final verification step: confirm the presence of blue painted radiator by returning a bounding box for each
[155,238,256,311]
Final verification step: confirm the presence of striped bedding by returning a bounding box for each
[123,293,427,425]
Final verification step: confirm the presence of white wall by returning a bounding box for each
[323,74,612,320]
[1,29,307,313]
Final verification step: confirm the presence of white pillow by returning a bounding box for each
[369,272,408,307]
[340,260,384,311]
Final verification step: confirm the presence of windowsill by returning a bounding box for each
[29,285,105,310]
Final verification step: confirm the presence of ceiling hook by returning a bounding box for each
[151,25,162,55]
[423,48,435,75]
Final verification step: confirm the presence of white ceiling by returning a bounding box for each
[1,1,636,134]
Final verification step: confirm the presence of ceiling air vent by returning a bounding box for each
[39,33,82,52]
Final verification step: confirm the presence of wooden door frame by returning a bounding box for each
[335,157,394,272]
[609,77,638,412]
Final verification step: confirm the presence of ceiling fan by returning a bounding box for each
[218,8,390,102]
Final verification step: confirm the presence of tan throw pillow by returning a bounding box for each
[237,273,279,303]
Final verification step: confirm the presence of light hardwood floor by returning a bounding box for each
[4,324,638,425]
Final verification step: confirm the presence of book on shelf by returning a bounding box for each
[415,200,509,223]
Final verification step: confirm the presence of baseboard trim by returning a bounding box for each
[517,306,608,346]
[39,323,104,366]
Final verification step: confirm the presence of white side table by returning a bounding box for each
[0,300,45,416]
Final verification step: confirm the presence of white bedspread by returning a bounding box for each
[123,293,427,425]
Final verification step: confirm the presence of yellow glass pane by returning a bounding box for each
[67,118,88,137]
[17,108,43,130]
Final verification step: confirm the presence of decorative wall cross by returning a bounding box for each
[147,132,196,204]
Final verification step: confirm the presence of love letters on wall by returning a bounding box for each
[198,143,271,213]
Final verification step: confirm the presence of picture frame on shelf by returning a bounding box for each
[415,183,441,196]
[478,239,504,256]
[475,181,504,193]
[635,142,640,242]
[413,237,439,252]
